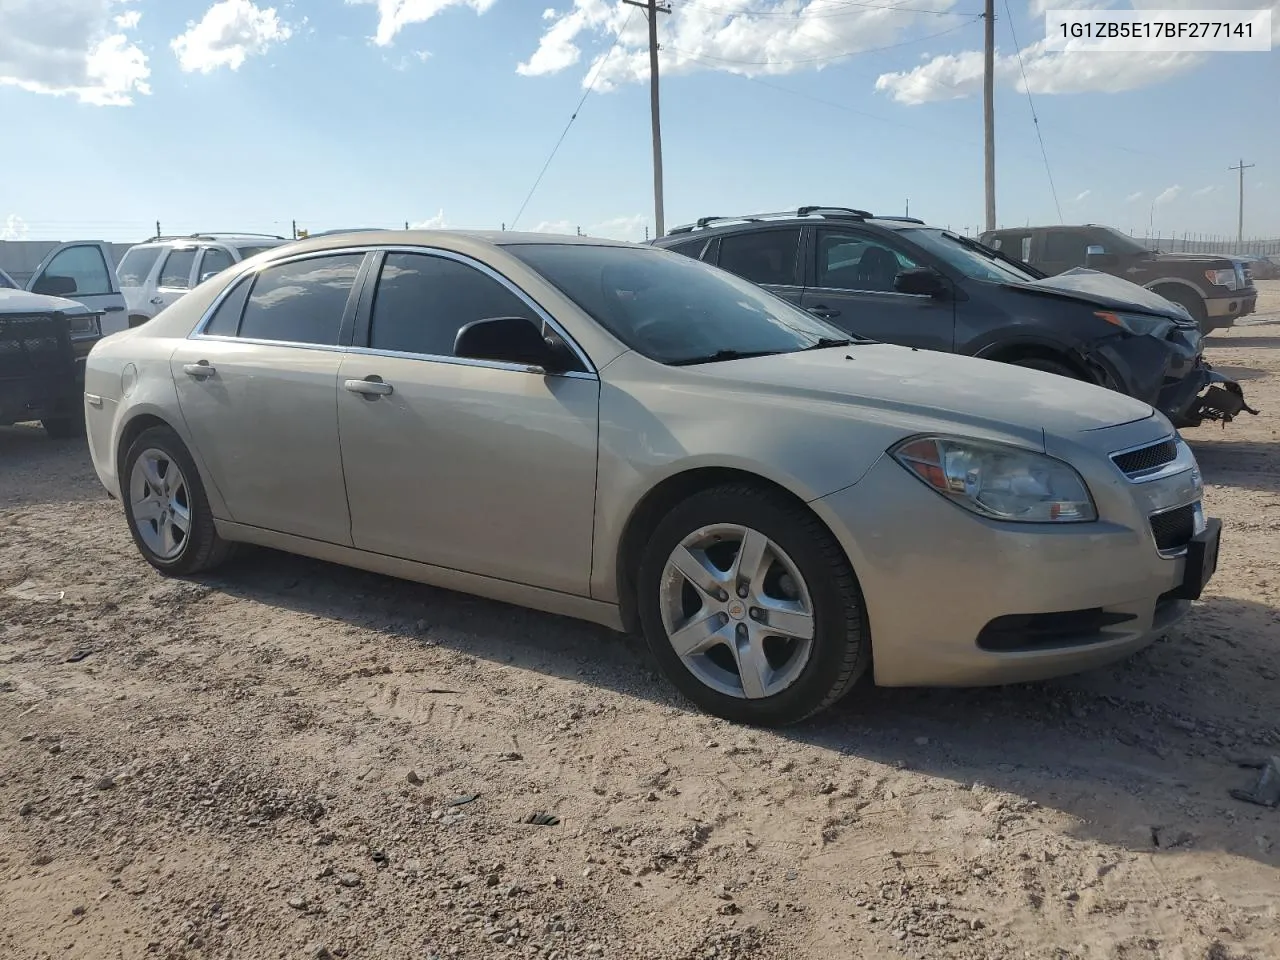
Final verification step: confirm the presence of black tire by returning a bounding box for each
[1009,356,1081,379]
[1156,287,1210,335]
[128,315,150,329]
[121,425,234,576]
[42,415,84,439]
[636,484,870,726]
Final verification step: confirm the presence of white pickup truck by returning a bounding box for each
[0,241,129,335]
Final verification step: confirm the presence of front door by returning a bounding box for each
[26,242,129,335]
[801,228,955,352]
[337,250,599,596]
[170,251,367,544]
[1036,229,1090,276]
[151,246,200,317]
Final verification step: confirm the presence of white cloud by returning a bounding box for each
[172,0,292,74]
[1154,185,1181,205]
[409,209,449,229]
[1071,190,1090,203]
[1125,191,1144,203]
[348,0,498,47]
[1191,184,1220,197]
[521,0,968,90]
[1,214,30,241]
[0,0,150,106]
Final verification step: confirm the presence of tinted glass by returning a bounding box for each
[239,254,363,345]
[717,229,801,286]
[159,250,197,289]
[816,231,920,291]
[897,228,1038,282]
[370,253,534,357]
[203,279,252,337]
[506,244,846,365]
[117,247,163,286]
[234,244,279,260]
[1042,231,1088,264]
[41,245,112,296]
[200,248,235,281]
[667,238,707,260]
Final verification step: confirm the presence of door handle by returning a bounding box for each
[808,305,841,319]
[183,361,216,379]
[344,377,394,398]
[150,297,164,305]
[102,305,125,312]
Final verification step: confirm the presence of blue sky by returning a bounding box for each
[1,0,1277,244]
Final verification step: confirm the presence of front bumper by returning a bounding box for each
[1205,292,1257,322]
[1158,361,1258,427]
[810,444,1214,688]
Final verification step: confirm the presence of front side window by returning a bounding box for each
[369,253,534,358]
[158,249,198,290]
[117,247,163,286]
[716,229,801,286]
[816,231,921,292]
[37,245,112,296]
[505,243,846,366]
[238,254,363,345]
[1042,231,1089,265]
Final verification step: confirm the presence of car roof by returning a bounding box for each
[655,214,927,244]
[266,229,641,256]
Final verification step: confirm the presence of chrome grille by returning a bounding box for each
[1112,439,1177,477]
[1150,504,1195,553]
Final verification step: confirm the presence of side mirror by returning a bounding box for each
[454,316,570,372]
[200,271,220,284]
[33,274,78,297]
[894,267,947,298]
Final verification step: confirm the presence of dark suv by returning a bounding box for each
[978,224,1256,333]
[652,207,1253,428]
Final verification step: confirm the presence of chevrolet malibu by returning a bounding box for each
[83,231,1221,726]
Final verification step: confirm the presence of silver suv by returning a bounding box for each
[117,233,288,327]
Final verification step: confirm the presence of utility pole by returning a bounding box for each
[1229,158,1255,244]
[624,0,671,237]
[983,0,995,232]
[905,198,910,218]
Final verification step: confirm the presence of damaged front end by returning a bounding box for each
[1085,322,1259,429]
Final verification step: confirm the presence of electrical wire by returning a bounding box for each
[509,10,638,230]
[664,16,980,65]
[678,0,976,18]
[1002,0,1062,223]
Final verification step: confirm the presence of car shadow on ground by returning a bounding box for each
[204,547,1280,870]
[1187,438,1280,496]
[0,425,103,507]
[1206,336,1280,350]
[1210,365,1268,382]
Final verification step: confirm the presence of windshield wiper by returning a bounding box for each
[945,231,1046,278]
[800,337,856,350]
[667,349,782,366]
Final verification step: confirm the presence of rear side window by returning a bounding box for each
[117,247,162,286]
[36,245,113,296]
[369,253,534,358]
[239,254,363,345]
[202,279,253,337]
[665,238,708,260]
[199,248,235,282]
[717,229,801,286]
[159,250,197,289]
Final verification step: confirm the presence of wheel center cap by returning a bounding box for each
[727,601,746,621]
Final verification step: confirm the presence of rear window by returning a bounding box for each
[117,247,163,286]
[233,245,280,261]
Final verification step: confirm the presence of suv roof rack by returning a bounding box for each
[872,215,925,225]
[144,232,288,243]
[666,206,912,236]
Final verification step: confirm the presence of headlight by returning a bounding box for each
[891,436,1097,523]
[66,313,102,340]
[1204,268,1239,290]
[1095,310,1175,337]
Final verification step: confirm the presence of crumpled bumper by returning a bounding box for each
[1088,331,1258,428]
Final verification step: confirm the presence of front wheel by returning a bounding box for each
[1156,288,1210,335]
[636,484,870,726]
[122,425,234,575]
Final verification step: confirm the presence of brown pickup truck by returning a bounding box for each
[979,224,1256,334]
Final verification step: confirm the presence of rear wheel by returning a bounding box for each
[636,484,869,726]
[128,315,150,329]
[122,425,234,575]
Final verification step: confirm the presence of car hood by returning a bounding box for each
[1003,268,1191,320]
[0,288,95,314]
[693,342,1156,441]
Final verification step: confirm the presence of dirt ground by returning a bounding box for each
[2,286,1279,960]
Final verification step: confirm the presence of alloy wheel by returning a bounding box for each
[129,449,191,561]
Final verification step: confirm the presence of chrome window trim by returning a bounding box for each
[1109,434,1193,484]
[189,244,598,377]
[815,285,932,299]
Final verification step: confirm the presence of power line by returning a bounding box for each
[509,9,638,230]
[1002,0,1061,223]
[664,16,980,65]
[679,0,976,18]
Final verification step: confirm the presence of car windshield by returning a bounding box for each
[898,228,1039,283]
[1095,227,1153,255]
[505,243,850,365]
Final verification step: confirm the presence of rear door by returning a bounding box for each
[169,251,369,545]
[709,228,805,305]
[196,246,236,286]
[150,247,201,315]
[799,227,955,352]
[26,242,128,335]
